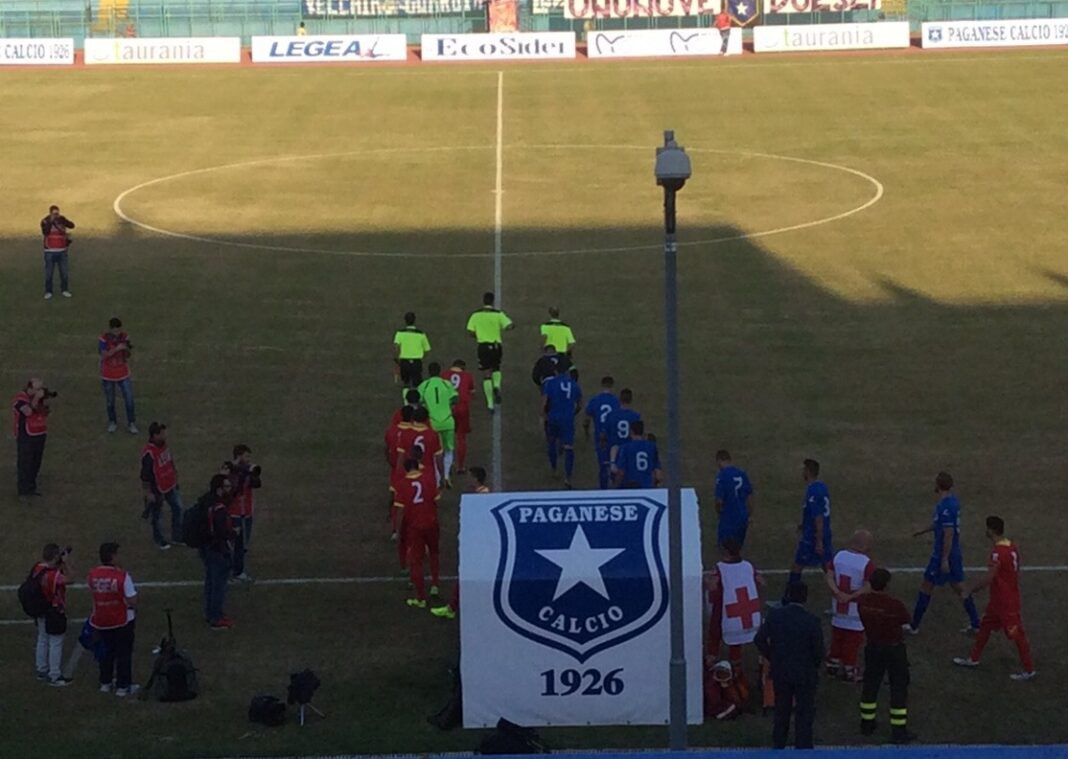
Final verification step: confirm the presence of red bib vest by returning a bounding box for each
[87,565,129,629]
[99,333,131,381]
[143,442,177,494]
[44,224,69,251]
[11,391,47,437]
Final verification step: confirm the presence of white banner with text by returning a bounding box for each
[564,0,721,18]
[0,39,75,66]
[85,37,241,65]
[460,489,704,727]
[921,18,1068,48]
[763,0,879,13]
[421,32,576,60]
[251,35,408,62]
[754,21,909,52]
[588,28,743,57]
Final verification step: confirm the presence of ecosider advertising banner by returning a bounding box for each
[421,32,577,61]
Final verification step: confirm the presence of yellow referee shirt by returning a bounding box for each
[466,307,513,344]
[394,326,430,360]
[540,319,575,353]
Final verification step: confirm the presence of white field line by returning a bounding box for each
[3,565,1067,627]
[492,71,505,492]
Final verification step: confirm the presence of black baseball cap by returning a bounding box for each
[148,422,167,436]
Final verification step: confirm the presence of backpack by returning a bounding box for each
[181,493,213,548]
[477,719,549,755]
[17,567,51,618]
[248,695,287,726]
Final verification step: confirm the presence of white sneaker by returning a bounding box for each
[107,422,118,433]
[115,684,140,697]
[157,542,172,551]
[1010,671,1037,682]
[960,625,979,635]
[100,683,114,693]
[127,423,139,434]
[61,291,72,298]
[953,657,980,668]
[903,624,919,635]
[48,677,71,687]
[234,572,253,583]
[44,293,53,300]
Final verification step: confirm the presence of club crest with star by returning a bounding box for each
[728,0,760,27]
[491,495,669,662]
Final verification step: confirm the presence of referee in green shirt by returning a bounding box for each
[466,292,514,412]
[394,312,431,389]
[540,307,576,356]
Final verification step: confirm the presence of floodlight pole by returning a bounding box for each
[659,131,688,751]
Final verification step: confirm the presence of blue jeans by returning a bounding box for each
[102,379,136,425]
[232,516,253,577]
[149,488,183,546]
[200,548,231,622]
[43,250,69,293]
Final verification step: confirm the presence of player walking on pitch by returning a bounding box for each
[541,365,583,488]
[441,360,475,475]
[417,362,459,485]
[393,312,431,389]
[394,455,442,609]
[539,307,576,356]
[466,292,513,412]
[713,450,754,548]
[906,471,981,634]
[583,376,620,490]
[953,516,1035,680]
[785,459,833,599]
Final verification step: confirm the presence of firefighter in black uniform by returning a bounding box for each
[856,568,915,744]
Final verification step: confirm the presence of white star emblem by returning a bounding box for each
[735,1,749,14]
[535,525,625,602]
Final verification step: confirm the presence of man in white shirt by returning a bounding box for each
[825,529,874,682]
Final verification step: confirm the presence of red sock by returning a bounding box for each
[449,585,460,612]
[409,558,425,600]
[1013,628,1034,672]
[456,433,467,471]
[970,618,995,662]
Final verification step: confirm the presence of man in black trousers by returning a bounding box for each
[755,581,825,749]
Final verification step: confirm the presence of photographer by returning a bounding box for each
[228,444,262,582]
[11,378,54,497]
[30,543,70,686]
[202,474,237,630]
[99,317,137,434]
[40,205,75,299]
[140,422,183,550]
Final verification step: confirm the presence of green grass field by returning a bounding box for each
[2,50,1068,758]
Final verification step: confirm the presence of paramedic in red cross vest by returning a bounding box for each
[140,422,184,550]
[12,378,53,497]
[88,542,139,697]
[41,205,75,299]
[99,317,137,434]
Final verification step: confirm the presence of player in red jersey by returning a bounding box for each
[395,407,443,483]
[441,359,475,475]
[394,457,441,608]
[389,389,423,427]
[953,516,1035,681]
[385,407,413,544]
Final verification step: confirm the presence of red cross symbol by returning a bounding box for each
[725,586,762,629]
[836,576,853,614]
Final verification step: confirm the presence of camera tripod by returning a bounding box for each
[298,700,325,726]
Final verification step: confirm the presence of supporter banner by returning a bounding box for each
[460,489,704,727]
[0,39,75,66]
[564,0,722,20]
[251,35,407,62]
[85,37,241,64]
[421,32,576,60]
[922,18,1068,48]
[588,28,743,57]
[488,0,520,32]
[754,21,909,51]
[763,0,879,13]
[304,0,483,16]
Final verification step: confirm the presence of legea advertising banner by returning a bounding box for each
[754,21,909,52]
[921,18,1068,48]
[421,32,576,61]
[251,35,408,62]
[0,39,75,65]
[85,37,241,64]
[587,28,743,57]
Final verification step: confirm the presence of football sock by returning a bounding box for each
[482,379,494,408]
[429,549,441,586]
[598,461,609,489]
[410,560,425,600]
[492,370,502,390]
[970,622,992,662]
[912,591,931,629]
[963,596,980,629]
[547,440,558,471]
[456,434,467,471]
[1015,632,1034,672]
[564,448,574,478]
[783,572,802,603]
[443,451,454,479]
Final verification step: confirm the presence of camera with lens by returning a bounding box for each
[58,545,73,563]
[41,388,58,400]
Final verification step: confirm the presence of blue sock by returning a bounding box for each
[912,591,931,629]
[963,596,980,629]
[547,440,558,471]
[564,449,574,478]
[598,461,609,489]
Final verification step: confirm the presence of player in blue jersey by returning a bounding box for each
[582,376,620,490]
[613,421,661,489]
[541,366,583,489]
[785,459,833,599]
[713,450,754,548]
[603,388,641,464]
[906,471,981,634]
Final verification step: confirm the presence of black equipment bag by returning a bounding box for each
[249,695,287,726]
[477,718,549,754]
[427,664,462,731]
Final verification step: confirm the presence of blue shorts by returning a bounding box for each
[923,554,965,586]
[794,542,829,569]
[546,418,575,446]
[718,522,748,548]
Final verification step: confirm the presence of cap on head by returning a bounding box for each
[99,542,120,564]
[870,568,891,592]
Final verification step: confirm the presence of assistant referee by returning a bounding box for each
[393,312,431,389]
[857,568,914,744]
[466,292,513,412]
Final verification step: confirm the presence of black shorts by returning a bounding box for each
[398,359,423,387]
[477,342,503,372]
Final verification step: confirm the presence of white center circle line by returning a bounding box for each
[112,144,883,258]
